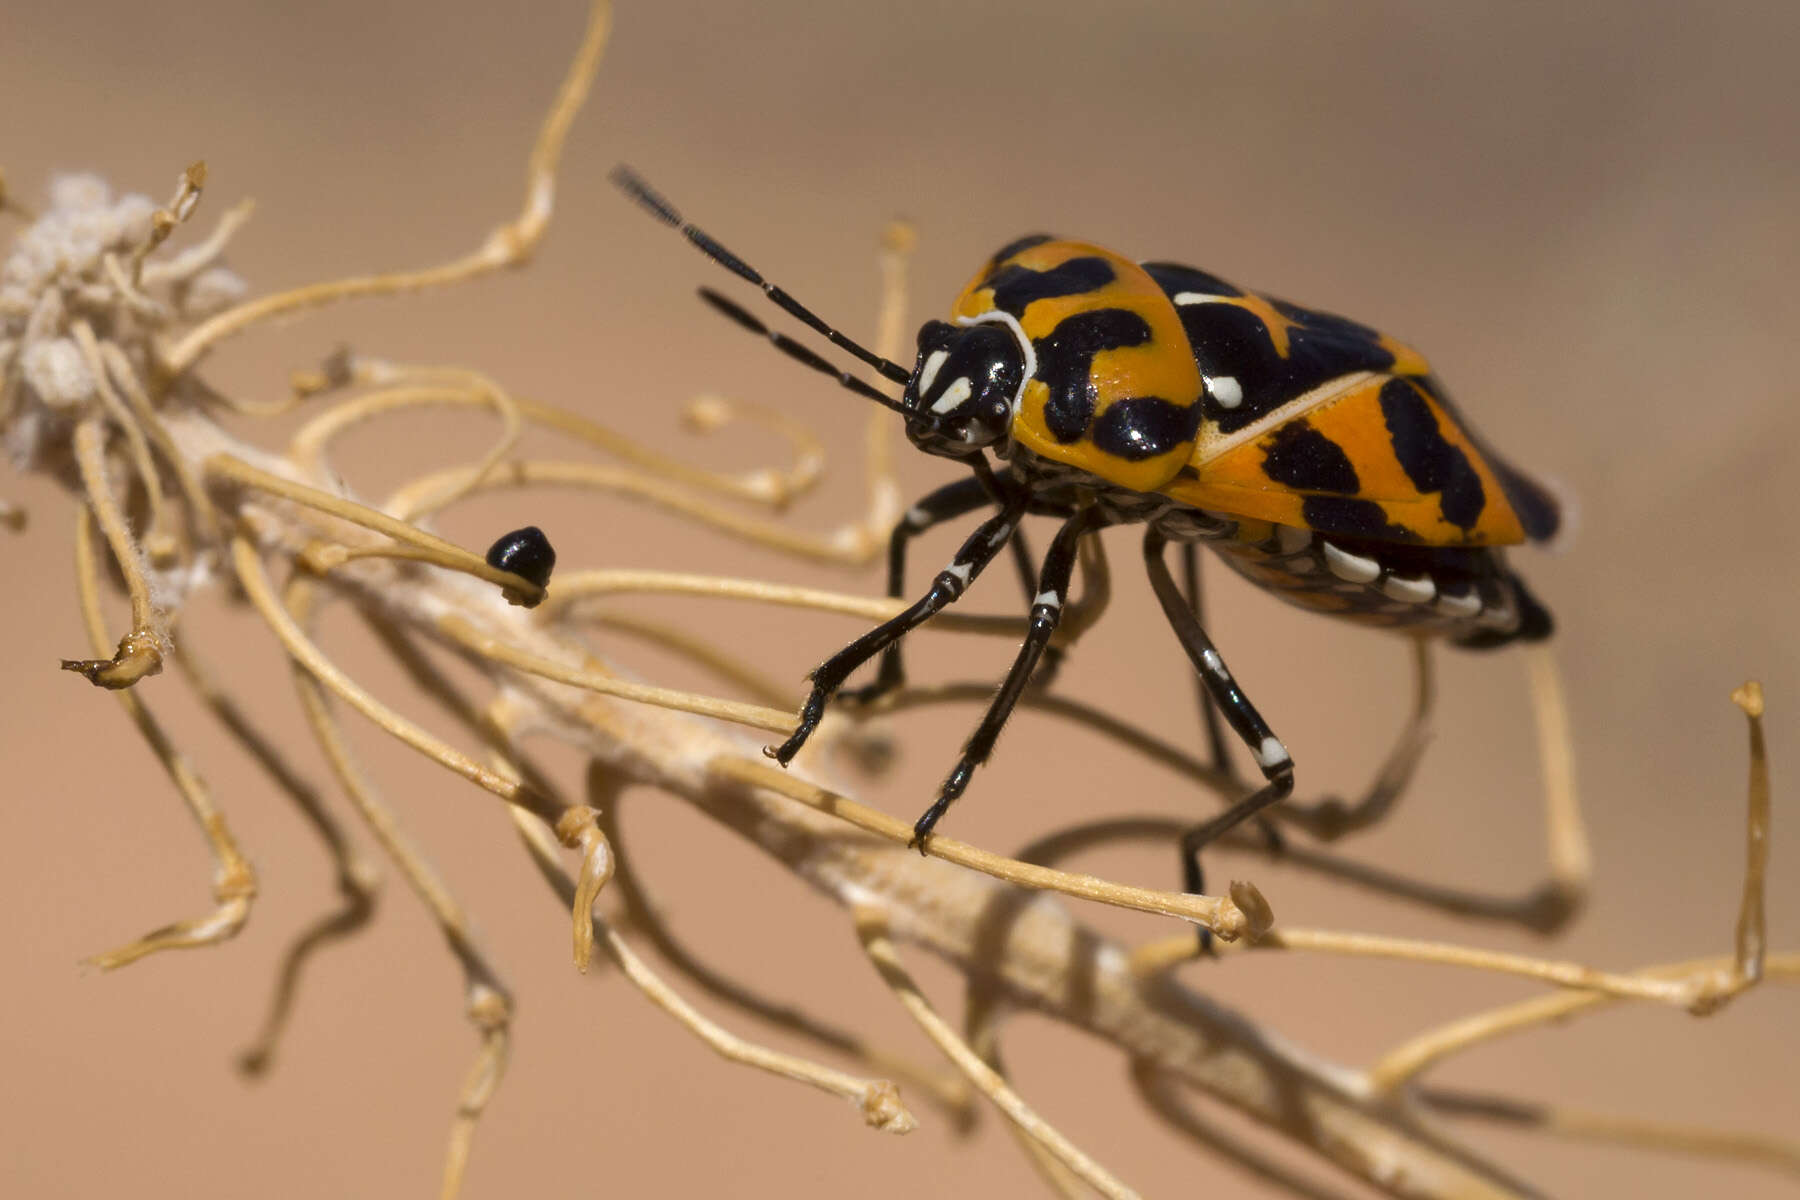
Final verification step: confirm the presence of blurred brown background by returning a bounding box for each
[3,2,1796,1197]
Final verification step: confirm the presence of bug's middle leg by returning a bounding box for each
[769,489,1030,766]
[910,508,1100,850]
[1145,531,1295,903]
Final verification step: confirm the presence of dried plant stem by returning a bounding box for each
[286,576,515,1200]
[62,417,165,687]
[510,802,918,1133]
[208,453,544,603]
[71,507,253,968]
[854,910,1141,1200]
[434,611,799,735]
[594,781,977,1123]
[227,532,550,820]
[159,1,614,375]
[1418,1088,1800,1178]
[72,321,174,560]
[544,567,1028,639]
[97,339,221,540]
[711,756,1269,940]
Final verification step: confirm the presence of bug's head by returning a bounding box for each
[901,319,1025,457]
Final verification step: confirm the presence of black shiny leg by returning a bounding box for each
[842,473,1053,706]
[769,489,1030,765]
[1146,531,1296,949]
[1181,543,1285,858]
[911,508,1099,850]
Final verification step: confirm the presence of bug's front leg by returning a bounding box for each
[768,488,1030,766]
[840,473,1022,707]
[1145,531,1295,936]
[909,507,1099,850]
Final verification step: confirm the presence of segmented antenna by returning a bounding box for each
[697,288,906,414]
[611,166,913,387]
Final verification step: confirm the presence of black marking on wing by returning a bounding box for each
[1409,375,1561,543]
[1378,377,1485,531]
[1091,397,1200,462]
[1032,308,1152,442]
[1140,262,1244,298]
[1259,421,1360,494]
[986,234,1054,272]
[1143,264,1410,434]
[1300,496,1418,542]
[985,257,1117,317]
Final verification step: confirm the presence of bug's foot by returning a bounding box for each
[910,796,950,854]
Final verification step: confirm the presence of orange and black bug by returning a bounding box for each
[611,167,1560,920]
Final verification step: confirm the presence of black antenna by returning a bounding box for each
[697,288,906,415]
[611,166,913,388]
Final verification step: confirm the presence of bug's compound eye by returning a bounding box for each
[486,525,556,607]
[903,322,1023,455]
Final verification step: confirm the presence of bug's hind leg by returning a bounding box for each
[841,472,1049,706]
[1147,531,1295,947]
[1180,543,1285,858]
[770,488,1029,765]
[910,509,1100,850]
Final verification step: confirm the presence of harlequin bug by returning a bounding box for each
[611,167,1559,917]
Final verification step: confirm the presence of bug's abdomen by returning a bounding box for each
[1190,518,1551,646]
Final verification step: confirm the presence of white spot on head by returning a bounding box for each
[1257,736,1290,769]
[1434,589,1480,618]
[955,310,1035,421]
[944,561,973,586]
[1205,374,1243,408]
[1032,589,1061,609]
[1381,573,1435,604]
[1322,542,1381,584]
[917,348,949,395]
[1173,291,1226,307]
[1200,648,1228,678]
[930,375,973,415]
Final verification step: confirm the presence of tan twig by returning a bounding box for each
[712,756,1270,940]
[126,161,207,284]
[159,0,614,375]
[596,780,977,1125]
[854,909,1141,1200]
[389,456,895,565]
[542,567,1026,638]
[227,531,552,821]
[286,575,515,1199]
[1130,1061,1357,1200]
[963,981,1085,1196]
[61,417,166,687]
[167,636,382,1073]
[71,507,253,968]
[511,805,917,1133]
[96,339,221,543]
[1418,1087,1800,1179]
[206,453,543,604]
[71,321,175,561]
[434,611,799,735]
[141,196,254,287]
